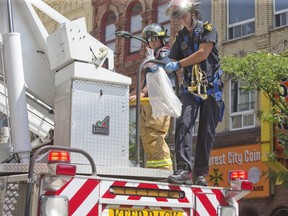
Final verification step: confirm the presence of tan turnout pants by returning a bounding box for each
[140,103,172,170]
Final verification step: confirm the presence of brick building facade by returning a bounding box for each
[41,0,94,33]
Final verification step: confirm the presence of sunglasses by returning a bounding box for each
[147,37,160,42]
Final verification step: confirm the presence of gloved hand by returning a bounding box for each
[145,65,159,73]
[164,61,180,73]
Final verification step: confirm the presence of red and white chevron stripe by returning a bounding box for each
[42,177,235,216]
[193,187,232,216]
[44,178,101,215]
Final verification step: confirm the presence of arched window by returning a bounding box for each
[155,0,170,37]
[271,206,288,216]
[102,11,116,52]
[128,2,142,54]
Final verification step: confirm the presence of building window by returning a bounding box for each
[273,0,288,28]
[128,2,142,53]
[103,12,116,52]
[227,0,255,40]
[230,79,255,130]
[156,0,170,37]
[198,0,212,22]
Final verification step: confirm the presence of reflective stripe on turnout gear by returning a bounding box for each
[146,157,173,168]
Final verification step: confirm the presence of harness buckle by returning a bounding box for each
[194,27,202,34]
[188,64,208,100]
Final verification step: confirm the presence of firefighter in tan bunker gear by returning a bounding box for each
[130,23,173,170]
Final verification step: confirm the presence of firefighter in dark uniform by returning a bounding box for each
[130,23,174,170]
[164,0,224,185]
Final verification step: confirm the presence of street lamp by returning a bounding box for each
[115,31,147,43]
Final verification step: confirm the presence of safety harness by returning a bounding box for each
[181,21,224,121]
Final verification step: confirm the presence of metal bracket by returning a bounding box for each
[0,178,7,191]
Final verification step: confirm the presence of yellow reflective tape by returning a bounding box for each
[129,97,150,106]
[157,31,166,36]
[109,208,184,216]
[146,158,173,168]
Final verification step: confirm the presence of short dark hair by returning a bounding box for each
[191,8,201,20]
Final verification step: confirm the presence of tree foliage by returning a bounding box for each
[220,50,288,185]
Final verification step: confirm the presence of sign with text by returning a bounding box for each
[209,144,269,198]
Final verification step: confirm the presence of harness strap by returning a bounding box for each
[182,21,203,83]
[181,22,225,118]
[207,69,225,122]
[193,25,202,52]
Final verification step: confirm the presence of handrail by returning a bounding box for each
[24,145,97,216]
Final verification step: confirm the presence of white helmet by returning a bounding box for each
[166,0,201,18]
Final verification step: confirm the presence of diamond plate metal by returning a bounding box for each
[0,163,171,181]
[2,181,26,216]
[0,163,49,174]
[0,174,40,216]
[70,80,130,165]
[54,79,71,148]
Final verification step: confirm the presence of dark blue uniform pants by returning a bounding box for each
[175,93,221,177]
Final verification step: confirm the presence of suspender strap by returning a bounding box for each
[207,69,222,99]
[193,24,202,52]
[207,69,225,122]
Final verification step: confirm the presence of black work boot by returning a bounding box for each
[167,162,192,184]
[194,176,208,186]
